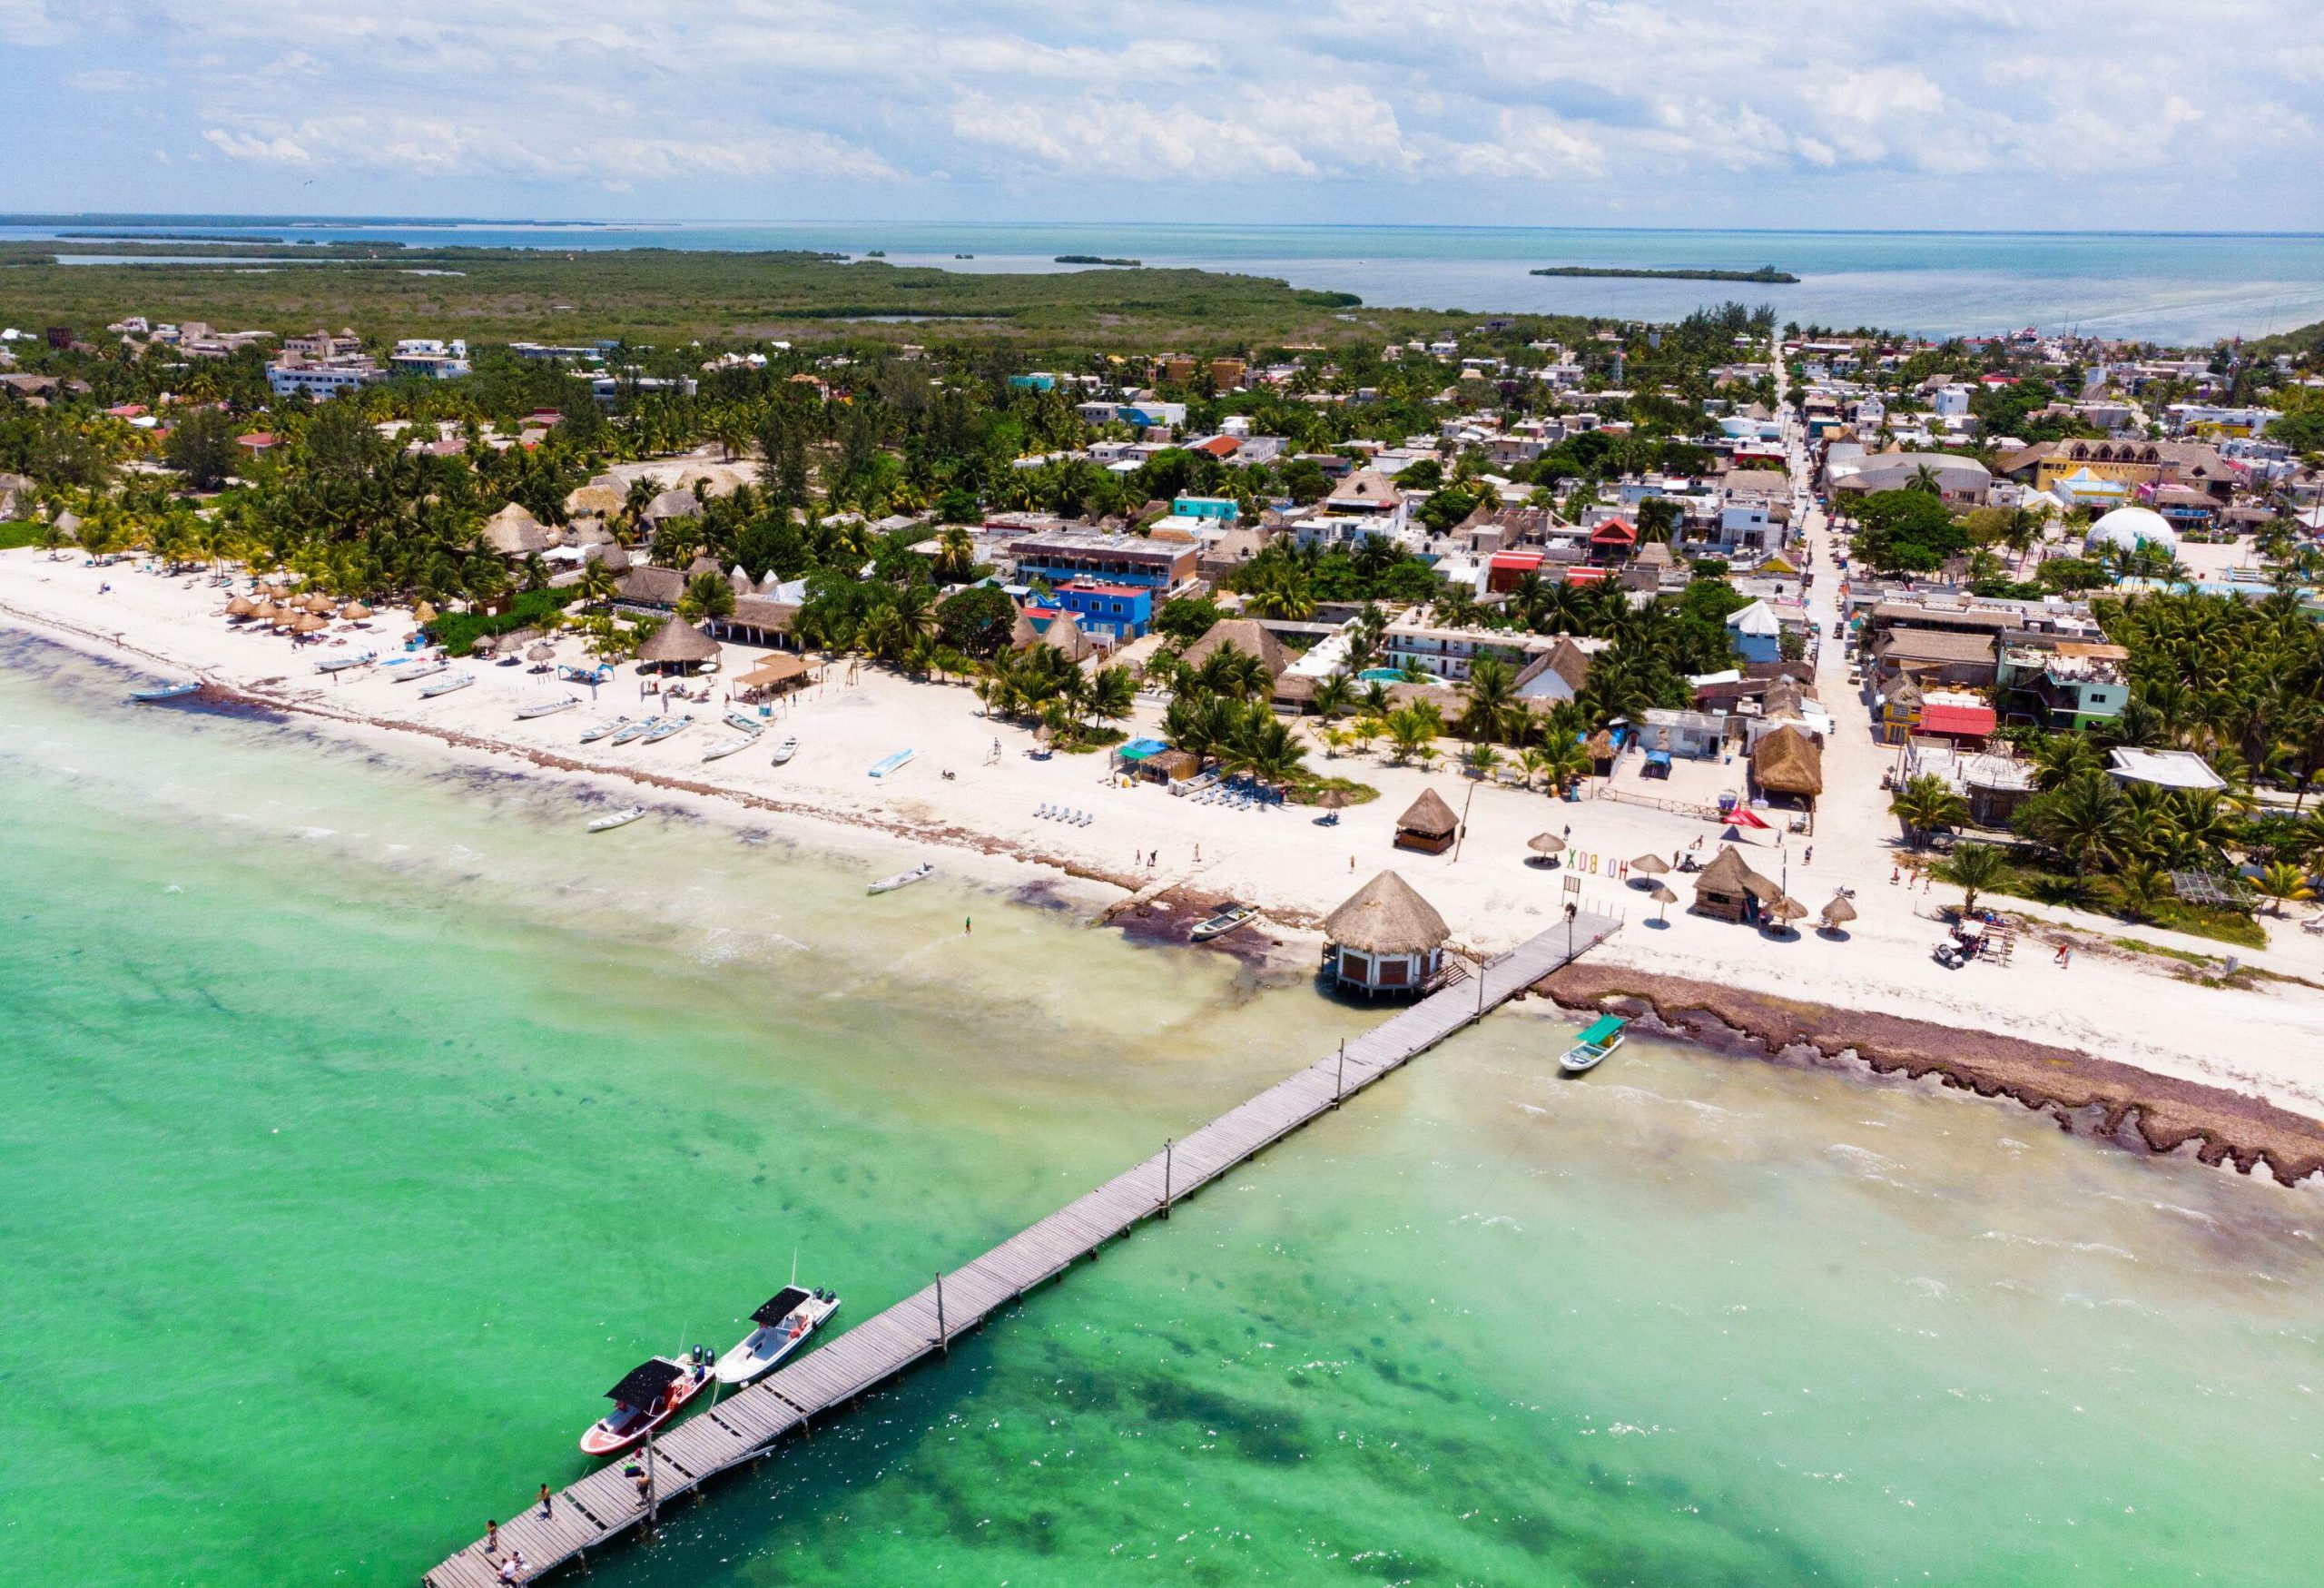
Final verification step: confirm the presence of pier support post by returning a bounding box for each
[1333,1040,1344,1108]
[936,1271,947,1356]
[643,1427,659,1530]
[1162,1138,1174,1218]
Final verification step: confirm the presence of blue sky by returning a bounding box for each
[3,0,2319,228]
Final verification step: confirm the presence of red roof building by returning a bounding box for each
[1918,701,1996,740]
[1588,517,1637,565]
[1486,549,1543,593]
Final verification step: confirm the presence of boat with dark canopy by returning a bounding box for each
[579,1352,709,1457]
[713,1285,842,1386]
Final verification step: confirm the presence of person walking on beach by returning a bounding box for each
[2055,943,2072,969]
[964,915,971,936]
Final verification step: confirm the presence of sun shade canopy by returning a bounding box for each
[751,1287,813,1327]
[606,1358,686,1406]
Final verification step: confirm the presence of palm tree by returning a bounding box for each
[2028,733,2105,791]
[1946,843,2010,916]
[1459,656,1521,745]
[1310,673,1356,723]
[1889,773,1969,850]
[1384,706,1434,764]
[1462,743,1502,781]
[574,559,617,608]
[2251,861,2315,916]
[677,570,736,626]
[2021,772,2130,881]
[1905,462,1944,496]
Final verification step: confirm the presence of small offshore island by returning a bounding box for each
[1532,263,1800,282]
[1056,253,1142,266]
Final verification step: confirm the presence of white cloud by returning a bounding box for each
[6,0,2319,220]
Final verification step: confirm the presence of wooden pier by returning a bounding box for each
[425,909,1621,1586]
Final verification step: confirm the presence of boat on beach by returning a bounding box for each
[641,714,694,745]
[396,658,449,683]
[418,672,475,698]
[713,1286,842,1386]
[868,861,934,894]
[701,727,761,762]
[606,716,661,745]
[868,748,914,778]
[770,736,798,765]
[315,650,377,674]
[578,715,632,744]
[517,695,582,720]
[127,681,203,703]
[1559,1014,1628,1075]
[579,1353,712,1458]
[587,805,646,833]
[1190,902,1261,943]
[724,710,762,734]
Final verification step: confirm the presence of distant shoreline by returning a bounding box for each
[1531,264,1799,283]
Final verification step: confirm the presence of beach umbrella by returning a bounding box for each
[413,601,438,624]
[340,601,372,621]
[225,595,256,618]
[303,592,336,614]
[1649,881,1677,924]
[1313,786,1354,810]
[1630,853,1669,875]
[527,642,556,664]
[293,613,328,634]
[1768,896,1808,934]
[1818,894,1857,935]
[1528,833,1566,854]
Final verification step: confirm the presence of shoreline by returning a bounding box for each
[7,555,2324,1187]
[1535,963,2324,1188]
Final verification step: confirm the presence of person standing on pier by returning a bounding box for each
[485,1520,499,1555]
[537,1483,553,1518]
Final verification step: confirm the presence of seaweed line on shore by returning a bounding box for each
[1533,962,2324,1189]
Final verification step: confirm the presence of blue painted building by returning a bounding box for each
[1038,580,1155,641]
[1171,495,1239,523]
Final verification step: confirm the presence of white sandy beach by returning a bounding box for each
[6,543,2324,1127]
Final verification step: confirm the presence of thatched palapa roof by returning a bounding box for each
[481,501,552,557]
[636,618,720,665]
[1750,725,1824,797]
[1395,787,1459,839]
[1040,612,1090,664]
[1179,617,1288,678]
[1695,843,1782,905]
[1324,871,1451,955]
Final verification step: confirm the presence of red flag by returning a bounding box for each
[1728,805,1774,830]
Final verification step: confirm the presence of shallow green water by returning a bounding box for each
[3,634,2319,1586]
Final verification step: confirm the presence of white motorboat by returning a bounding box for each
[418,672,476,698]
[1559,1015,1629,1075]
[517,695,582,720]
[641,714,694,745]
[578,715,632,744]
[769,736,798,765]
[397,658,449,683]
[587,805,647,833]
[701,728,761,763]
[127,680,203,703]
[723,710,763,734]
[606,716,661,746]
[868,861,934,894]
[315,649,377,674]
[1190,902,1260,943]
[713,1286,842,1386]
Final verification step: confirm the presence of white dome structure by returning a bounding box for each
[2084,506,2177,554]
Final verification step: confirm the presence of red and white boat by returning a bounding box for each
[579,1353,710,1457]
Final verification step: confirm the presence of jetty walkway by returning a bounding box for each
[425,908,1621,1586]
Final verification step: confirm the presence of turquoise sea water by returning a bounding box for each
[6,218,2322,340]
[3,631,2321,1585]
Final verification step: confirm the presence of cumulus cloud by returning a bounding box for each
[7,0,2319,218]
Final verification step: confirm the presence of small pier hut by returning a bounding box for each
[1393,787,1461,855]
[1692,843,1781,924]
[1324,871,1451,996]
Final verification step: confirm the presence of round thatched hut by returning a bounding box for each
[637,618,721,675]
[1691,843,1782,924]
[1324,871,1451,997]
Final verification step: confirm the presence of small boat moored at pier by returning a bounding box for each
[1559,1014,1628,1075]
[579,1353,711,1457]
[713,1286,842,1386]
[315,650,377,674]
